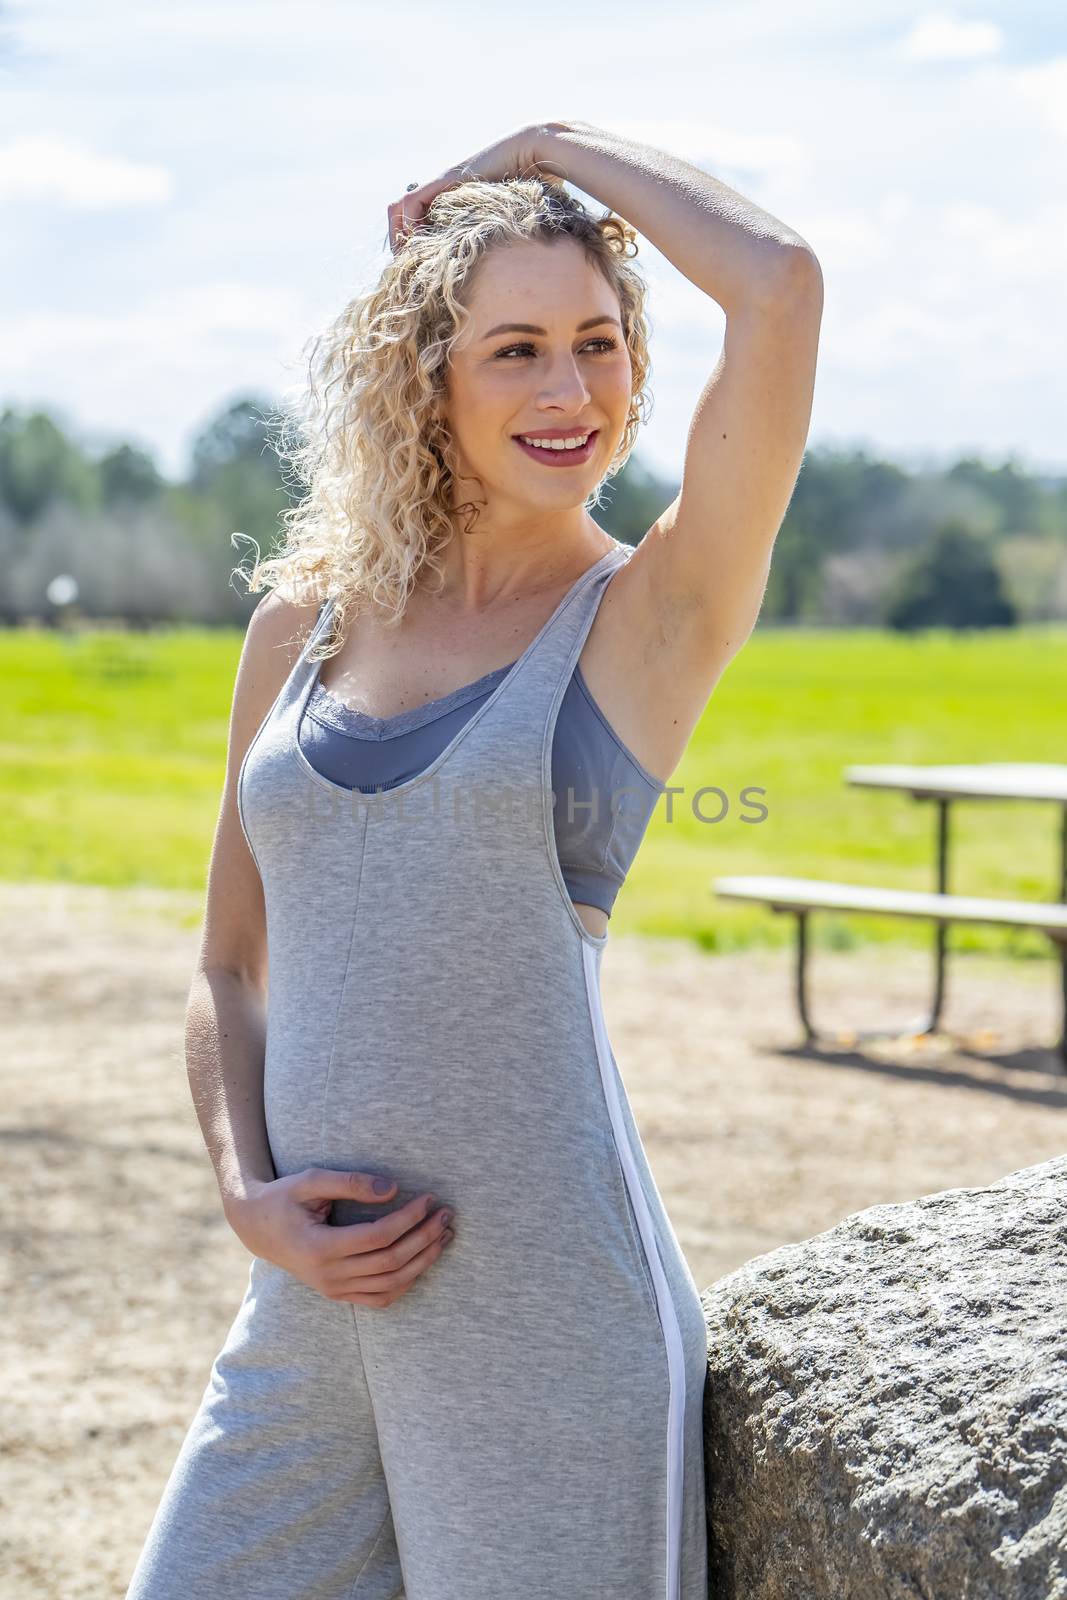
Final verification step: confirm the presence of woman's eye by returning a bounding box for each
[495,338,619,360]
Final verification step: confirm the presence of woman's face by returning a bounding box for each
[439,237,633,519]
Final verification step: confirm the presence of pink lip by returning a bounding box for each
[513,430,599,467]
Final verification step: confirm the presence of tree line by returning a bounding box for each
[1,398,1064,630]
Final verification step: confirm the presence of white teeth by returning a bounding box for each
[519,433,591,451]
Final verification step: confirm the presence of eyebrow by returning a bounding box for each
[479,316,623,341]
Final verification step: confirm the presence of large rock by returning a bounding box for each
[700,1156,1067,1599]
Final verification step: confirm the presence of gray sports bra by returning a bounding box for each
[297,626,666,919]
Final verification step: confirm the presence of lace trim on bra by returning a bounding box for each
[306,658,665,794]
[308,659,517,739]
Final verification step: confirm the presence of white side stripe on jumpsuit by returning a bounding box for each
[582,939,686,1600]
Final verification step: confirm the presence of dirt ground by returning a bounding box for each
[2,880,1065,1598]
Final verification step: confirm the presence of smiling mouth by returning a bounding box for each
[512,431,599,465]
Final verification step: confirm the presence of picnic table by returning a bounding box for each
[712,763,1067,1068]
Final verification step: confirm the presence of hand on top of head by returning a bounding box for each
[384,122,570,256]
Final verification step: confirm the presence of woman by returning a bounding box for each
[125,120,822,1599]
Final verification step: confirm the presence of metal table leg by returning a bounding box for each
[929,796,950,1029]
[793,906,948,1047]
[792,798,951,1047]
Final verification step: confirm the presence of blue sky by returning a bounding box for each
[3,1,1065,484]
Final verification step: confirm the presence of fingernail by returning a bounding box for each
[439,1210,453,1228]
[373,1177,393,1194]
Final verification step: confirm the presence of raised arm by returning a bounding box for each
[534,119,823,781]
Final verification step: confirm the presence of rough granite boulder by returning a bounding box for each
[700,1155,1067,1600]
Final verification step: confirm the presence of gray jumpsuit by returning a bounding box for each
[125,538,710,1600]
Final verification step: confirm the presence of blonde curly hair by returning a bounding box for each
[237,174,652,661]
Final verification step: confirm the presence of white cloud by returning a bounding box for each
[0,282,306,366]
[941,200,1067,281]
[836,298,995,372]
[1011,55,1067,139]
[801,194,916,272]
[620,119,811,190]
[0,135,172,208]
[898,12,1004,63]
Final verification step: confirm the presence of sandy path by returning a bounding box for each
[2,882,1064,1597]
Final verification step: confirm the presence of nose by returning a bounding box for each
[535,352,592,414]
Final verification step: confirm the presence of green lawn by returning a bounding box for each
[2,621,1064,955]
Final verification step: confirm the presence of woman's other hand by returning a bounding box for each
[385,120,570,253]
[224,1169,455,1307]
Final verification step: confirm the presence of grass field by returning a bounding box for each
[2,620,1064,956]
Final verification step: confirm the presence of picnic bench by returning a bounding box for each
[711,763,1067,1069]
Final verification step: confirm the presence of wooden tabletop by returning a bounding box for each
[713,875,1067,935]
[844,763,1067,803]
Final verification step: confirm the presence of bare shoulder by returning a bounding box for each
[237,587,328,712]
[246,584,329,654]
